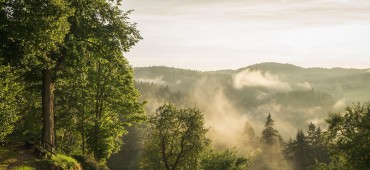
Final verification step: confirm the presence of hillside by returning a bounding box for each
[106,64,370,169]
[134,62,370,103]
[133,63,370,137]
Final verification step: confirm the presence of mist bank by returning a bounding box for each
[108,62,369,169]
[134,62,370,139]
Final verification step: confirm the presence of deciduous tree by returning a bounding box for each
[141,104,208,170]
[324,103,370,169]
[0,65,24,142]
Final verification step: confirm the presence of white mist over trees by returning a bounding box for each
[106,64,370,169]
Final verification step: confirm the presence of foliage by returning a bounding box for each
[251,113,288,170]
[107,125,147,170]
[285,130,310,170]
[11,166,35,170]
[0,65,23,142]
[141,104,209,170]
[312,154,354,170]
[72,154,109,170]
[261,113,282,145]
[284,123,329,170]
[51,154,81,170]
[1,0,145,164]
[0,0,73,68]
[201,149,249,170]
[55,54,146,161]
[323,102,370,169]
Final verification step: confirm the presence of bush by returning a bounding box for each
[72,155,108,170]
[51,154,81,170]
[11,166,35,170]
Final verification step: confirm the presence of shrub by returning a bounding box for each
[51,154,81,170]
[12,166,35,170]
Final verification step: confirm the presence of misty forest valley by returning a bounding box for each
[1,0,370,170]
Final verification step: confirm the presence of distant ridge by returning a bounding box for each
[134,66,201,73]
[134,62,368,73]
[238,62,304,72]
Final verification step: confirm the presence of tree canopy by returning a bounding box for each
[0,65,24,142]
[323,102,370,169]
[1,0,145,162]
[141,104,209,170]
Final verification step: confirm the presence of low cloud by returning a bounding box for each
[233,69,291,91]
[306,117,326,128]
[136,76,166,85]
[333,98,346,110]
[296,82,312,90]
[191,77,250,151]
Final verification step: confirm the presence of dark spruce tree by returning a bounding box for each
[261,113,282,145]
[284,123,329,170]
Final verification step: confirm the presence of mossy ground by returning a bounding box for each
[0,142,81,170]
[0,142,50,170]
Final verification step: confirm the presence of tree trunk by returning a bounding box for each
[42,68,55,146]
[82,89,85,154]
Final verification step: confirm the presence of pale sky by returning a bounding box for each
[121,0,370,71]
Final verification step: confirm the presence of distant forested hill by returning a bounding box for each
[108,63,370,169]
[134,63,370,137]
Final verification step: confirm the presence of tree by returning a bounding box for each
[284,123,329,170]
[52,47,145,161]
[1,0,142,146]
[285,130,310,170]
[240,121,258,154]
[252,113,288,170]
[261,113,282,145]
[306,123,329,166]
[141,104,209,170]
[201,149,249,170]
[1,0,73,145]
[323,102,370,169]
[0,65,24,142]
[85,57,145,161]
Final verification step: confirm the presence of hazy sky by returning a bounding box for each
[121,0,370,71]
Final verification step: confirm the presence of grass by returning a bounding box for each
[11,165,35,170]
[1,143,81,170]
[51,154,81,170]
[0,143,51,169]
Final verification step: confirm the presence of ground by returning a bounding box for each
[0,142,50,170]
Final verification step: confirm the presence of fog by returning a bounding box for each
[233,69,291,91]
[112,64,370,169]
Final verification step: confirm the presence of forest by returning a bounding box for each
[1,0,370,170]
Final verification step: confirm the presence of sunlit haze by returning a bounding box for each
[121,0,370,71]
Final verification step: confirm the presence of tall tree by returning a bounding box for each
[1,0,142,146]
[306,123,329,165]
[1,0,72,145]
[261,113,282,145]
[0,65,24,142]
[53,44,145,161]
[284,123,329,170]
[141,104,209,170]
[323,102,370,169]
[285,130,310,170]
[253,113,288,170]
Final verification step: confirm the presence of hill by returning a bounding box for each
[108,63,369,169]
[133,62,370,137]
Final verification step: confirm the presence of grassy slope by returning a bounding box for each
[0,143,81,170]
[0,143,50,170]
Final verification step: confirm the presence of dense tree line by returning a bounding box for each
[0,0,145,165]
